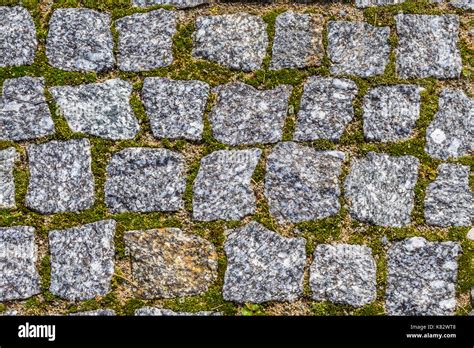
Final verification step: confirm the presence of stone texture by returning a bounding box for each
[294,76,358,141]
[310,244,376,307]
[424,164,473,227]
[0,148,17,209]
[0,6,37,67]
[209,83,292,145]
[269,12,324,70]
[386,237,461,316]
[46,8,114,72]
[395,14,462,79]
[264,142,344,223]
[142,77,209,141]
[450,0,474,9]
[132,0,209,8]
[223,222,306,303]
[25,139,95,214]
[192,149,261,221]
[0,77,55,141]
[328,21,390,77]
[425,89,473,160]
[0,226,41,301]
[363,85,422,142]
[69,309,116,316]
[355,0,406,7]
[49,220,116,301]
[193,13,268,71]
[116,10,177,72]
[50,79,139,140]
[468,228,474,241]
[105,147,186,213]
[124,228,218,299]
[344,152,419,227]
[135,307,221,316]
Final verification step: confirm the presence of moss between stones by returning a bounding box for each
[0,0,472,316]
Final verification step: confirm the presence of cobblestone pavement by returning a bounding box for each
[0,0,472,316]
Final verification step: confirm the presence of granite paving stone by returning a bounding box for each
[209,83,292,145]
[49,220,116,301]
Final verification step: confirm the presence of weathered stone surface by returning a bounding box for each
[355,0,406,7]
[193,13,268,71]
[425,89,473,160]
[363,85,422,142]
[310,244,376,307]
[46,8,114,72]
[116,10,177,72]
[328,21,390,77]
[209,83,292,145]
[269,12,324,70]
[124,228,218,299]
[49,220,116,301]
[468,228,474,241]
[223,222,306,303]
[396,14,462,79]
[192,149,261,221]
[264,142,344,223]
[0,148,17,209]
[344,152,419,227]
[294,76,358,141]
[0,6,37,67]
[0,226,41,301]
[450,0,474,9]
[69,309,116,316]
[386,237,461,315]
[105,147,186,213]
[26,139,95,214]
[132,0,209,8]
[135,307,221,316]
[142,77,209,141]
[0,77,55,141]
[424,164,473,227]
[50,79,139,140]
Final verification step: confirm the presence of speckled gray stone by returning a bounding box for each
[69,309,116,316]
[264,142,344,223]
[209,83,292,145]
[0,77,55,141]
[386,237,461,316]
[424,164,473,227]
[425,89,473,160]
[355,0,406,7]
[105,147,186,213]
[46,8,114,72]
[135,307,221,316]
[269,12,324,70]
[25,139,95,214]
[223,222,306,303]
[0,6,37,67]
[310,244,376,307]
[294,76,358,141]
[192,149,261,221]
[116,10,177,72]
[50,79,139,140]
[344,152,419,227]
[193,13,268,71]
[450,0,474,9]
[363,85,422,142]
[0,226,41,301]
[328,21,390,77]
[0,148,17,209]
[395,14,462,79]
[49,220,116,301]
[132,0,209,8]
[142,77,209,141]
[124,228,218,299]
